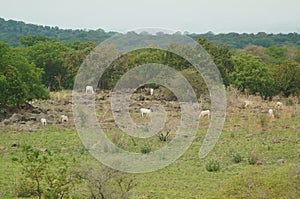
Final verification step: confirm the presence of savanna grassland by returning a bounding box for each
[0,90,299,199]
[1,18,300,199]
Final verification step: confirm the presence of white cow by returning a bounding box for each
[41,118,47,126]
[276,101,283,110]
[150,88,154,96]
[199,110,210,118]
[85,86,94,94]
[140,108,152,117]
[61,115,69,123]
[268,109,274,118]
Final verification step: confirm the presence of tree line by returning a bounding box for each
[1,17,300,49]
[0,34,300,110]
[0,18,115,47]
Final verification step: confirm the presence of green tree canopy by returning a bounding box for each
[197,38,233,87]
[27,41,71,91]
[273,61,300,97]
[230,54,277,100]
[0,41,49,109]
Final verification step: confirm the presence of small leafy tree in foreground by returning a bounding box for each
[76,163,136,199]
[12,145,76,199]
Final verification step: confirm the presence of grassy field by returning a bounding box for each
[0,92,299,198]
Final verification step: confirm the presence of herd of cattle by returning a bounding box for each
[36,85,286,126]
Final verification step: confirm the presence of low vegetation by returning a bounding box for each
[0,90,299,198]
[0,18,299,199]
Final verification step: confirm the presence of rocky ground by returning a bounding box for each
[0,88,188,133]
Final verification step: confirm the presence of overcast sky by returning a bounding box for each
[0,0,299,33]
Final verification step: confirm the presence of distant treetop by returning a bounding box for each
[1,17,300,48]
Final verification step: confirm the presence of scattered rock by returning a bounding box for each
[112,109,121,113]
[11,142,20,147]
[38,148,47,152]
[277,159,285,164]
[97,96,105,100]
[0,146,8,153]
[138,95,145,101]
[61,147,67,151]
[9,113,25,123]
[104,118,115,123]
[245,134,254,138]
[31,107,44,114]
[63,100,71,105]
[272,140,281,144]
[28,115,37,121]
[256,160,264,166]
[2,119,11,125]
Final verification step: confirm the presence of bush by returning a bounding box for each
[248,150,258,165]
[158,131,171,142]
[286,98,294,106]
[231,151,243,163]
[206,159,221,172]
[259,114,268,128]
[141,145,151,154]
[0,42,49,109]
[76,163,136,199]
[13,145,76,199]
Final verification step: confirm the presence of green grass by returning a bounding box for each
[0,104,299,198]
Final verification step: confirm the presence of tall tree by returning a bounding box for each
[230,54,277,100]
[197,38,234,87]
[0,41,49,108]
[27,41,71,90]
[273,61,300,97]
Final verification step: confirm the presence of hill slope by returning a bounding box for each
[1,17,300,48]
[0,17,116,46]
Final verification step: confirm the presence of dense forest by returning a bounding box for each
[189,32,300,49]
[0,18,300,110]
[1,17,300,49]
[0,18,116,47]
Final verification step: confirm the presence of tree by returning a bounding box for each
[13,145,76,199]
[265,46,287,64]
[20,35,58,47]
[197,38,234,87]
[62,42,96,89]
[273,61,300,97]
[230,54,277,100]
[0,41,49,109]
[27,41,71,91]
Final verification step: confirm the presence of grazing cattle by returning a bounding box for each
[85,86,94,94]
[41,118,47,126]
[28,99,38,105]
[276,101,283,110]
[61,115,69,123]
[199,110,210,118]
[150,88,154,96]
[268,109,274,118]
[140,108,152,117]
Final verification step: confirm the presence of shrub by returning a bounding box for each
[206,159,221,172]
[248,150,258,165]
[231,151,243,163]
[157,131,171,142]
[259,114,268,128]
[76,164,136,199]
[286,98,294,106]
[141,145,151,154]
[12,145,76,199]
